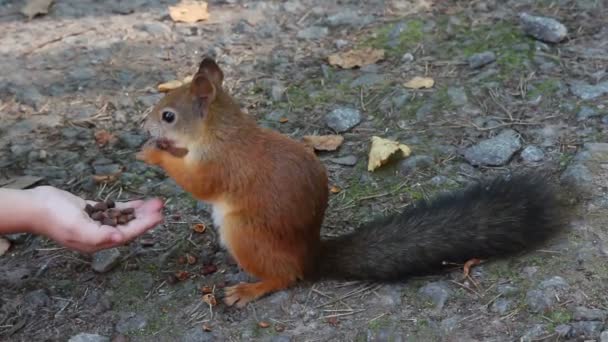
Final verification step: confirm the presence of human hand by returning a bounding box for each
[28,186,164,253]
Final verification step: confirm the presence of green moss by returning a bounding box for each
[527,79,561,100]
[361,19,424,56]
[368,316,393,331]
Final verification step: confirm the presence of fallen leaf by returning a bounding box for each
[302,135,344,151]
[176,270,190,281]
[463,258,482,278]
[328,48,385,69]
[94,130,115,147]
[200,285,213,294]
[201,264,218,276]
[274,324,286,332]
[403,76,435,89]
[169,1,210,24]
[202,323,212,332]
[367,136,411,171]
[92,173,121,184]
[158,80,184,93]
[0,176,43,189]
[186,254,197,265]
[279,117,289,123]
[192,223,207,233]
[330,186,341,194]
[0,237,11,256]
[258,321,270,328]
[21,0,53,19]
[202,293,217,306]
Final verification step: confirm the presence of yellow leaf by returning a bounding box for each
[157,80,184,92]
[403,76,434,89]
[169,1,210,24]
[21,0,53,20]
[328,48,385,69]
[330,186,341,194]
[302,135,344,151]
[367,136,411,171]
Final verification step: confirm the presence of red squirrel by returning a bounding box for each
[137,57,568,308]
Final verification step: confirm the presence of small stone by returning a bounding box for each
[419,281,451,310]
[577,106,598,121]
[68,333,110,342]
[93,162,122,176]
[540,276,569,289]
[570,80,608,100]
[115,313,147,334]
[447,87,468,106]
[561,163,593,190]
[521,324,548,342]
[350,73,384,88]
[519,13,567,43]
[379,88,410,112]
[521,146,545,163]
[491,298,511,315]
[570,321,604,338]
[415,102,435,121]
[602,116,608,125]
[526,289,555,313]
[464,129,522,166]
[522,266,539,278]
[133,23,172,37]
[326,10,373,28]
[325,107,361,133]
[573,307,607,321]
[468,51,496,69]
[440,315,462,334]
[401,53,414,62]
[555,324,572,338]
[329,155,358,166]
[118,132,146,149]
[92,248,121,273]
[600,330,608,342]
[399,155,434,175]
[271,84,285,102]
[335,39,348,49]
[297,26,328,40]
[24,289,51,309]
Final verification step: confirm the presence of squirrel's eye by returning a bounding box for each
[161,110,176,123]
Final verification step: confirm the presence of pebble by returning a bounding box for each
[326,10,373,28]
[401,52,414,62]
[115,312,147,334]
[521,145,545,163]
[416,102,435,121]
[521,324,548,342]
[491,298,512,315]
[570,80,608,100]
[577,106,598,120]
[447,87,468,106]
[297,26,328,40]
[570,321,605,338]
[601,330,608,342]
[379,88,410,112]
[335,39,349,49]
[539,276,569,289]
[440,315,462,334]
[525,289,555,313]
[555,324,573,338]
[92,248,122,273]
[133,23,172,37]
[519,13,567,43]
[325,107,361,132]
[118,132,146,149]
[350,73,385,88]
[68,333,110,342]
[419,281,451,310]
[464,129,522,166]
[399,155,434,175]
[329,155,358,166]
[271,84,285,102]
[573,307,607,321]
[24,289,51,309]
[468,51,496,69]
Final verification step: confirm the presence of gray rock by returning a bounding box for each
[419,281,451,310]
[399,155,434,175]
[570,321,604,338]
[10,143,32,157]
[133,23,172,37]
[271,84,285,102]
[415,102,434,121]
[491,298,511,315]
[335,39,349,49]
[521,145,545,163]
[379,89,410,112]
[91,248,121,273]
[14,85,45,109]
[577,106,598,120]
[440,315,462,334]
[522,266,539,278]
[468,51,496,69]
[570,81,608,100]
[555,324,572,338]
[118,132,147,149]
[561,163,593,190]
[464,129,522,166]
[24,289,51,309]
[540,276,569,289]
[600,330,608,342]
[526,289,555,313]
[573,307,607,321]
[350,73,385,88]
[297,26,328,40]
[326,10,373,28]
[447,87,468,106]
[93,162,122,176]
[519,13,567,43]
[602,116,608,125]
[521,324,548,342]
[115,312,147,334]
[401,53,414,62]
[330,155,358,166]
[68,333,110,342]
[326,107,361,132]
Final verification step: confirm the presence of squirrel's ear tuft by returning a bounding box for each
[190,74,216,116]
[196,57,224,87]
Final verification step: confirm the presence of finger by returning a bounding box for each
[114,211,164,242]
[134,198,164,214]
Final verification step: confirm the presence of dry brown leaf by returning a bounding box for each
[328,48,385,69]
[279,117,289,123]
[367,136,411,171]
[202,293,217,306]
[330,186,341,194]
[258,321,270,328]
[92,173,121,184]
[403,76,434,89]
[302,135,344,151]
[202,323,212,332]
[0,237,11,257]
[176,271,190,281]
[192,223,207,233]
[200,285,213,294]
[94,130,115,147]
[169,1,210,23]
[158,80,184,93]
[0,176,43,189]
[21,0,53,19]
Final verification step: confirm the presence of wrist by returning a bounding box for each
[23,187,53,235]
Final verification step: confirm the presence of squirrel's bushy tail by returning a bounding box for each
[317,173,569,281]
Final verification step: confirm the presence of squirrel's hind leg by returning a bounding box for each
[224,277,295,308]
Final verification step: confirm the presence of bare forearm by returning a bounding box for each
[0,188,44,234]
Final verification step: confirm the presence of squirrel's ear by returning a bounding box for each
[190,74,216,116]
[196,57,224,87]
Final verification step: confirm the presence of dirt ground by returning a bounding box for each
[1,0,608,341]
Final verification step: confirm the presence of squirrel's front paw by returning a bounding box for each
[136,140,162,164]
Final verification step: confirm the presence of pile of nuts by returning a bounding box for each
[85,200,136,227]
